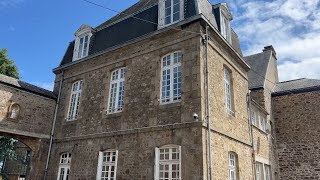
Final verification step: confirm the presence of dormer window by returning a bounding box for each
[72,24,93,61]
[214,3,233,43]
[158,0,184,28]
[77,34,89,59]
[221,13,231,42]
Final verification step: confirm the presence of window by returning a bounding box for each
[165,0,181,25]
[155,145,181,180]
[224,68,233,114]
[265,165,271,180]
[73,25,93,61]
[8,103,20,119]
[67,80,83,120]
[228,152,237,180]
[256,162,271,180]
[77,35,89,59]
[221,13,231,42]
[57,153,71,180]
[259,115,266,131]
[96,150,118,180]
[108,68,126,114]
[160,52,182,104]
[251,110,256,125]
[256,162,263,180]
[158,0,183,28]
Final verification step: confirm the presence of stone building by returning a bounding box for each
[46,0,257,179]
[0,74,56,179]
[1,0,319,180]
[272,79,320,179]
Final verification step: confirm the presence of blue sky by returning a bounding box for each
[1,0,319,90]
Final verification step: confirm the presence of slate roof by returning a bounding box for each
[57,0,243,68]
[0,74,56,99]
[272,78,320,96]
[95,0,159,30]
[245,50,272,89]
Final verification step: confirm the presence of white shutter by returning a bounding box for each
[154,147,160,180]
[96,152,103,180]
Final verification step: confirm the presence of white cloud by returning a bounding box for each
[229,0,320,81]
[31,82,54,91]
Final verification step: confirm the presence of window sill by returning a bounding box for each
[65,117,79,122]
[105,111,122,118]
[6,117,19,122]
[226,109,235,118]
[252,125,268,135]
[159,101,181,108]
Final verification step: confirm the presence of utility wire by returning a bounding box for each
[81,0,296,96]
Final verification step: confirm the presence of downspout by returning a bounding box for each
[204,23,213,180]
[44,71,64,180]
[248,90,256,180]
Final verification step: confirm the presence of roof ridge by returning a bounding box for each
[277,78,307,84]
[244,52,264,58]
[0,74,56,99]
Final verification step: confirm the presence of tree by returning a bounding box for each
[0,48,19,79]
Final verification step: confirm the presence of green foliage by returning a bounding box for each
[0,136,18,161]
[0,48,20,79]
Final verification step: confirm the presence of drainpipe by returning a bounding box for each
[248,90,256,180]
[44,71,64,180]
[204,23,213,180]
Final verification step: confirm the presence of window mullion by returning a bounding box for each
[171,0,173,23]
[170,55,174,101]
[115,80,120,112]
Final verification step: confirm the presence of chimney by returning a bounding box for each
[263,45,277,57]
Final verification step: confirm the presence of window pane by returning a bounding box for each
[161,52,182,103]
[83,35,89,57]
[78,37,84,58]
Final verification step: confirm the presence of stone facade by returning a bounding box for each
[47,19,256,180]
[273,90,320,180]
[0,82,56,179]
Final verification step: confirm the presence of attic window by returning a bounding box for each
[221,13,231,42]
[158,0,184,28]
[77,35,89,59]
[73,24,93,61]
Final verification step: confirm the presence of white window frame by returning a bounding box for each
[259,113,266,131]
[57,153,71,180]
[265,164,271,180]
[220,12,231,42]
[77,34,90,59]
[155,145,181,180]
[107,68,126,114]
[73,26,92,61]
[256,161,271,180]
[224,68,233,115]
[228,152,237,180]
[96,150,118,180]
[160,52,182,104]
[67,80,83,121]
[251,110,256,126]
[158,0,184,28]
